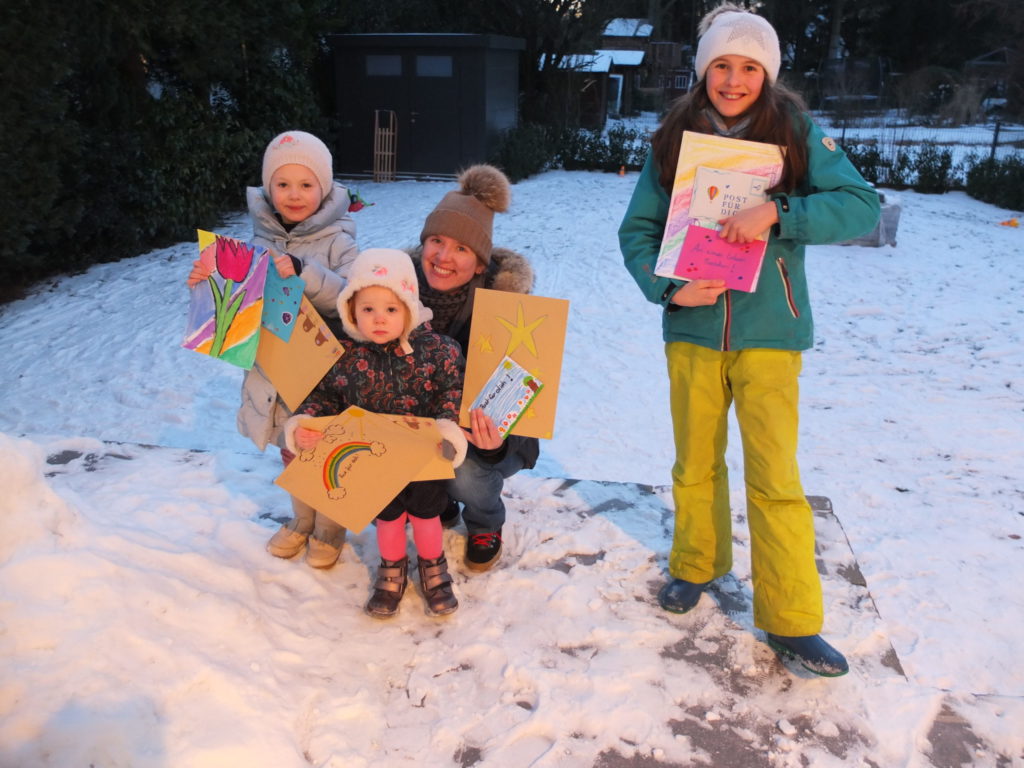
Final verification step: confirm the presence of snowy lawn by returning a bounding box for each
[1,171,1022,766]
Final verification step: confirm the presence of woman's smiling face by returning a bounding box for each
[421,234,483,293]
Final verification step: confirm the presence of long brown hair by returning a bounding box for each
[651,77,810,196]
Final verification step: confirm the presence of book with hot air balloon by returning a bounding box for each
[655,131,784,292]
[673,165,772,292]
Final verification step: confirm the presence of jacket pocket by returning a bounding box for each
[775,257,800,319]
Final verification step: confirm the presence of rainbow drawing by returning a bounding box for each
[322,441,374,490]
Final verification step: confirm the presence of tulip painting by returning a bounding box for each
[208,237,255,357]
[182,231,270,370]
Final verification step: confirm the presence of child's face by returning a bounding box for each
[269,164,323,225]
[705,54,766,127]
[421,234,484,293]
[353,285,408,345]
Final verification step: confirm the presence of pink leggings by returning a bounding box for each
[376,512,442,561]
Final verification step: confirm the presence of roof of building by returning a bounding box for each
[596,49,645,66]
[603,18,653,38]
[556,53,612,73]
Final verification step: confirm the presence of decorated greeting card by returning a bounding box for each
[291,414,454,483]
[656,132,784,280]
[182,231,270,369]
[261,266,304,342]
[274,407,443,532]
[469,356,544,440]
[459,289,568,440]
[255,296,344,411]
[674,225,767,292]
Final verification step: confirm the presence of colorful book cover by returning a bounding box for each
[182,231,270,370]
[656,131,784,280]
[687,166,771,222]
[469,356,544,440]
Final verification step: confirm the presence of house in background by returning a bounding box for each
[328,34,524,177]
[600,18,651,116]
[549,52,611,130]
[596,48,646,116]
[600,18,692,114]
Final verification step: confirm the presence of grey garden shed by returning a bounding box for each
[328,34,525,178]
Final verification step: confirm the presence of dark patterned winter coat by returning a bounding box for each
[296,328,462,422]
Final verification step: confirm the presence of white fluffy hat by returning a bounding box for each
[694,4,781,84]
[262,130,334,197]
[336,248,434,355]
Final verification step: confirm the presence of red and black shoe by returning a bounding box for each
[465,529,502,572]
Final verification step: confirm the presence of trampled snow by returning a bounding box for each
[1,170,1022,766]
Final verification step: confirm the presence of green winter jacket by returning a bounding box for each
[619,115,880,352]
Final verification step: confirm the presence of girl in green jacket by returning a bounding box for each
[618,2,880,677]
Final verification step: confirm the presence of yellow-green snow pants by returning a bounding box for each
[665,341,823,636]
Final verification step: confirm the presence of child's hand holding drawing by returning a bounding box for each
[716,201,778,244]
[670,279,728,307]
[294,426,323,451]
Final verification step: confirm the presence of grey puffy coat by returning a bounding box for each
[238,183,359,450]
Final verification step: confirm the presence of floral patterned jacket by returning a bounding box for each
[296,327,462,423]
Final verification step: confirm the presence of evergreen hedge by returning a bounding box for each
[1,0,332,301]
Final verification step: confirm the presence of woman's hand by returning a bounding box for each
[294,426,323,451]
[463,408,503,451]
[717,201,778,243]
[670,279,728,306]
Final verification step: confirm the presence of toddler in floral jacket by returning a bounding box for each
[283,248,467,618]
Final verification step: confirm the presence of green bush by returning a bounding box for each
[491,123,555,182]
[605,125,650,171]
[550,126,649,173]
[912,142,962,193]
[493,124,650,179]
[845,141,960,192]
[553,128,609,170]
[0,0,330,300]
[844,144,884,185]
[966,155,1024,210]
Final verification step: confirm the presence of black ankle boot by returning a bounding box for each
[418,553,458,616]
[365,557,408,618]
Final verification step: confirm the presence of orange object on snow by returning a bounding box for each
[999,218,1019,227]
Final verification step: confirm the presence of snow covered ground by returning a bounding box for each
[1,170,1022,766]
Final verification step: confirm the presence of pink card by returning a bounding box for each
[674,224,767,293]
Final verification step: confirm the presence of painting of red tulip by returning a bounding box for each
[182,231,269,369]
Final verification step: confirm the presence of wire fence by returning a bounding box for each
[823,119,1024,163]
[611,112,1024,166]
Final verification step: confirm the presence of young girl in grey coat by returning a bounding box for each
[189,130,358,569]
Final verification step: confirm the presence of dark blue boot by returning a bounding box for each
[657,578,710,614]
[766,633,849,677]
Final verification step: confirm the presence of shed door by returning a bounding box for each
[407,54,460,174]
[363,52,461,175]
